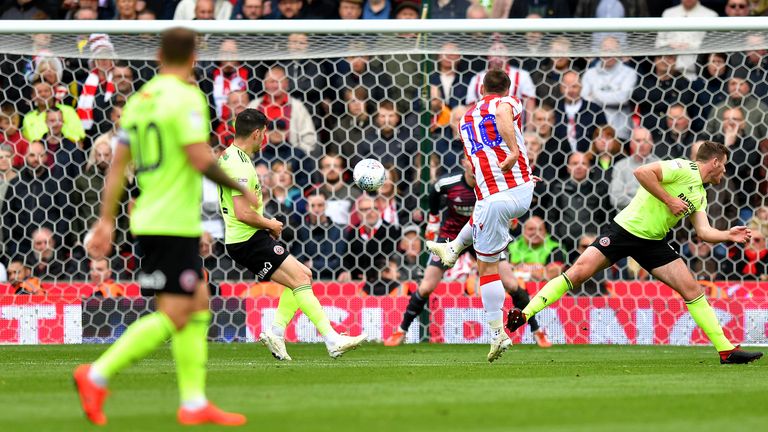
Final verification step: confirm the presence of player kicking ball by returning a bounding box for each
[385,156,551,348]
[218,108,365,361]
[506,141,763,364]
[426,69,535,362]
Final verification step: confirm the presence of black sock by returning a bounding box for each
[399,291,428,332]
[510,288,539,332]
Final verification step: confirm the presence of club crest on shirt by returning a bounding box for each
[599,237,610,247]
[274,245,285,255]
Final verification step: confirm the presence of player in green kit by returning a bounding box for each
[218,108,366,361]
[73,28,260,426]
[506,141,763,364]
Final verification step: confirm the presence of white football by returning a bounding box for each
[353,159,387,192]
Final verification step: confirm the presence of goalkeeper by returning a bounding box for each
[506,141,763,364]
[218,108,365,361]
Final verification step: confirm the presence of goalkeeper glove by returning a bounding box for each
[425,214,441,241]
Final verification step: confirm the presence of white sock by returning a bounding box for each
[181,396,208,411]
[453,223,473,252]
[480,275,505,333]
[88,366,108,388]
[271,324,286,338]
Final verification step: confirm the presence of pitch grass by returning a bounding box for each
[1,344,766,432]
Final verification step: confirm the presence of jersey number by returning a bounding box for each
[461,114,502,155]
[128,122,164,173]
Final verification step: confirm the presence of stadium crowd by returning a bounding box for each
[1,0,767,296]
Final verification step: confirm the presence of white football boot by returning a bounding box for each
[327,333,367,359]
[425,240,460,268]
[487,331,512,363]
[259,330,292,361]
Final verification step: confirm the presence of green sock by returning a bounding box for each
[172,310,211,407]
[522,274,573,320]
[274,288,299,330]
[92,312,174,380]
[292,284,337,338]
[685,294,735,352]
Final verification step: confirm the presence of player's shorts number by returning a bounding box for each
[129,122,164,173]
[461,114,501,155]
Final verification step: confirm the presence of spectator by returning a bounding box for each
[574,0,649,17]
[363,0,390,18]
[693,52,729,131]
[465,42,536,121]
[709,107,763,210]
[0,103,28,168]
[397,225,423,281]
[508,0,571,17]
[682,235,719,281]
[632,54,696,134]
[259,117,313,186]
[74,6,99,19]
[539,151,611,250]
[432,105,468,179]
[351,164,419,227]
[0,0,47,19]
[28,227,67,280]
[392,0,419,18]
[22,80,85,144]
[7,257,44,295]
[527,105,565,180]
[231,0,266,19]
[507,216,566,282]
[202,39,249,127]
[330,86,371,157]
[248,65,317,155]
[290,192,346,279]
[654,103,696,159]
[262,161,302,231]
[277,0,304,18]
[305,153,360,226]
[199,230,239,288]
[76,34,119,134]
[340,194,401,281]
[465,3,488,18]
[609,127,658,211]
[214,90,250,148]
[430,0,470,19]
[359,100,418,181]
[28,55,71,107]
[283,33,334,119]
[334,53,392,108]
[137,8,156,19]
[725,0,751,16]
[88,258,124,297]
[362,256,401,295]
[736,34,768,102]
[704,72,768,140]
[93,61,135,135]
[430,42,469,109]
[0,260,5,282]
[114,0,138,19]
[174,0,232,19]
[0,144,17,252]
[748,205,768,237]
[338,0,362,19]
[553,70,608,153]
[2,141,70,259]
[581,36,637,140]
[723,230,768,280]
[656,0,717,78]
[587,124,623,183]
[530,36,578,109]
[44,108,86,187]
[93,102,123,153]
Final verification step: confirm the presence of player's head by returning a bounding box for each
[234,108,268,153]
[158,27,197,72]
[695,140,729,185]
[481,69,510,97]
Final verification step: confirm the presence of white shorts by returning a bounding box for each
[471,182,534,263]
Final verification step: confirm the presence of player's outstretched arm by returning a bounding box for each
[634,162,688,217]
[232,195,283,238]
[184,141,260,208]
[495,103,520,173]
[690,211,752,244]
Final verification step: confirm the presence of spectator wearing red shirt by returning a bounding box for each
[214,90,250,148]
[0,103,28,168]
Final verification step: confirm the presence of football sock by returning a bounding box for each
[172,310,211,411]
[510,288,539,332]
[90,311,175,385]
[685,294,735,352]
[272,288,299,337]
[452,223,473,252]
[522,274,573,320]
[292,284,340,344]
[480,274,505,334]
[399,290,428,332]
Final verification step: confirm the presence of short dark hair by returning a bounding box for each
[482,69,511,95]
[696,140,730,162]
[160,27,197,66]
[234,108,268,138]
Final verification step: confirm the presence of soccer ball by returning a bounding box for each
[353,159,387,192]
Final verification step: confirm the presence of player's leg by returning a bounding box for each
[425,223,473,267]
[271,255,366,358]
[499,260,551,347]
[649,259,763,364]
[477,257,511,362]
[384,264,446,346]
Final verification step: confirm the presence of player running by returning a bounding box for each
[384,155,551,348]
[218,108,366,361]
[426,69,535,362]
[506,141,763,364]
[74,28,254,426]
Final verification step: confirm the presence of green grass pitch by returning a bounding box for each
[1,343,766,432]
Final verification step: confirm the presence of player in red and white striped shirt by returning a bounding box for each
[427,69,535,363]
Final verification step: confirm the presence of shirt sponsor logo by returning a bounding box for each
[138,270,167,290]
[237,178,248,184]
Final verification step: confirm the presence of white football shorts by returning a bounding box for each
[471,181,534,262]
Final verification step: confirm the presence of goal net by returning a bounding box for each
[0,18,767,346]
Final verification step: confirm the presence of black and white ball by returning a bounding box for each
[353,159,387,192]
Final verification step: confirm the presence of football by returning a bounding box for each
[353,159,387,192]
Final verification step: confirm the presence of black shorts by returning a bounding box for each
[427,236,477,270]
[136,235,202,297]
[591,221,681,271]
[226,231,289,281]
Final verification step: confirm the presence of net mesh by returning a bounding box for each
[0,24,767,345]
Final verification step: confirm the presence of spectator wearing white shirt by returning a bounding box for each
[174,0,233,19]
[656,0,717,79]
[581,36,637,140]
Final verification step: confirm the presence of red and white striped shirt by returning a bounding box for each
[459,95,530,201]
[465,65,536,105]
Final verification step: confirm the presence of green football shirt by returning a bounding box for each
[120,74,210,237]
[218,144,262,244]
[614,158,707,240]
